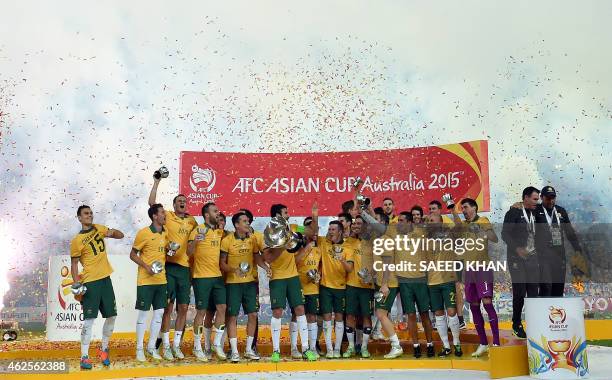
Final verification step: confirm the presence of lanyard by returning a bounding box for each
[522,207,535,233]
[543,206,560,227]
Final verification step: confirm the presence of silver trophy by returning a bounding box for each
[151,261,163,274]
[263,216,305,253]
[306,269,321,284]
[70,282,87,296]
[332,245,344,260]
[357,268,372,284]
[525,232,537,257]
[167,242,180,256]
[239,261,251,276]
[374,291,385,303]
[441,193,455,209]
[154,166,169,179]
[353,177,371,210]
[196,226,209,241]
[468,223,481,234]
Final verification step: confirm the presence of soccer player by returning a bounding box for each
[148,178,197,360]
[411,205,424,225]
[220,212,265,362]
[454,198,500,357]
[425,214,462,357]
[382,197,398,224]
[130,204,170,362]
[319,220,355,358]
[429,200,466,329]
[264,203,318,362]
[367,208,403,359]
[394,212,435,358]
[295,218,322,357]
[343,215,375,358]
[217,212,228,235]
[70,205,124,370]
[337,212,353,239]
[341,199,361,219]
[240,207,268,357]
[187,202,226,361]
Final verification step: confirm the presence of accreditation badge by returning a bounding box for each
[551,225,563,246]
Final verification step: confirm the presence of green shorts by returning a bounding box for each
[165,262,191,305]
[374,286,398,311]
[319,286,345,315]
[136,284,168,311]
[346,285,373,316]
[398,277,430,314]
[193,276,226,311]
[270,276,305,310]
[81,276,117,319]
[428,282,457,312]
[304,294,320,315]
[226,282,259,316]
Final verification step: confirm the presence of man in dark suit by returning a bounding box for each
[502,186,540,339]
[534,186,585,297]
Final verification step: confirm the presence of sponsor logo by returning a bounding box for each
[548,306,568,331]
[190,165,216,192]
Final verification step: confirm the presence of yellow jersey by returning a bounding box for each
[393,229,427,280]
[251,231,264,280]
[188,225,224,278]
[345,237,374,289]
[269,243,299,281]
[374,232,398,288]
[133,225,168,286]
[70,224,113,284]
[164,211,197,267]
[389,215,399,225]
[458,215,493,262]
[426,226,459,285]
[297,243,322,295]
[318,236,354,290]
[221,233,258,284]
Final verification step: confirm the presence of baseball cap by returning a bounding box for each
[541,186,557,197]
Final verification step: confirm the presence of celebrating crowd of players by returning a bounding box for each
[69,171,583,369]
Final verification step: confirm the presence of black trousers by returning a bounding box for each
[538,251,567,297]
[509,255,540,326]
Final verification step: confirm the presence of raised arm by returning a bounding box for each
[148,177,161,206]
[310,201,319,238]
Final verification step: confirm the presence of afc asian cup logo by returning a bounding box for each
[190,165,217,192]
[549,306,567,324]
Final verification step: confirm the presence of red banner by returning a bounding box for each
[179,140,490,217]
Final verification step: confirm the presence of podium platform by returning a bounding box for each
[0,323,536,379]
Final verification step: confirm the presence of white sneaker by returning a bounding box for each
[136,348,146,362]
[229,351,240,363]
[325,350,334,359]
[147,347,163,360]
[384,345,403,359]
[333,349,341,358]
[291,348,302,359]
[472,344,489,357]
[245,349,261,360]
[213,345,227,360]
[193,348,208,362]
[173,346,185,360]
[371,331,385,340]
[161,345,174,361]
